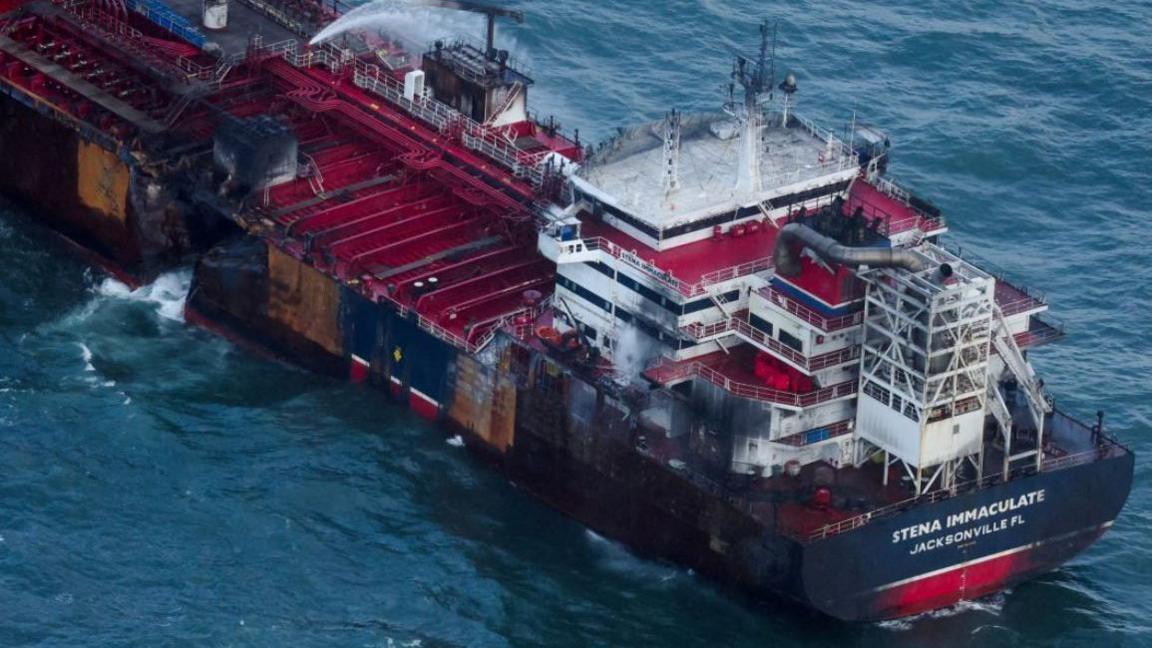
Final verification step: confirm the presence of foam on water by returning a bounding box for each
[584,529,683,584]
[1,0,1150,644]
[77,342,95,371]
[93,269,191,323]
[876,592,1007,632]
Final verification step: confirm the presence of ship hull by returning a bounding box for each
[179,234,1134,622]
[0,81,1133,621]
[0,86,238,281]
[797,452,1132,620]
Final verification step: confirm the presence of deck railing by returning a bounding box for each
[996,284,1048,318]
[251,40,549,188]
[576,236,773,299]
[680,313,860,372]
[647,358,858,407]
[758,286,864,332]
[729,317,861,372]
[775,419,854,447]
[806,437,1128,542]
[873,176,947,234]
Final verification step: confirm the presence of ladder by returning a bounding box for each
[986,381,1013,437]
[992,306,1051,434]
[299,153,326,197]
[710,285,737,318]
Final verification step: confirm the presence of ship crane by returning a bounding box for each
[421,1,524,54]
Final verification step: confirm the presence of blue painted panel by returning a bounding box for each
[131,0,207,48]
[385,311,456,403]
[340,288,380,362]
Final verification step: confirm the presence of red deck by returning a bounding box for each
[578,177,946,300]
[644,344,858,408]
[846,179,945,236]
[996,278,1047,317]
[0,1,583,352]
[580,217,779,293]
[241,57,557,348]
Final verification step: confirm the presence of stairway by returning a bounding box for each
[986,380,1013,435]
[992,306,1051,432]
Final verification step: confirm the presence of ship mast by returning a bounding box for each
[728,20,776,198]
[662,108,682,196]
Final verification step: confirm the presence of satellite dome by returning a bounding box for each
[780,72,798,93]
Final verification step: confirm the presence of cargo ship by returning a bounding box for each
[0,0,1133,621]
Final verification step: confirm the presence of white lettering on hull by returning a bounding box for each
[889,489,1046,555]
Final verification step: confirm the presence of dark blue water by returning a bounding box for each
[2,0,1150,645]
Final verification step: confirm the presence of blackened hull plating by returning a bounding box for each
[137,234,1142,622]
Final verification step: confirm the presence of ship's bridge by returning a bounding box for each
[572,110,859,251]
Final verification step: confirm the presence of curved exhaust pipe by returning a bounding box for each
[773,223,931,277]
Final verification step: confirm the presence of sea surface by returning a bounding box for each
[1,0,1150,645]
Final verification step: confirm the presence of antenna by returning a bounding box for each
[732,19,776,99]
[662,109,682,196]
[728,20,778,197]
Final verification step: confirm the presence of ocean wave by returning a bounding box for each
[93,270,191,323]
[77,342,95,371]
[875,591,1008,631]
[585,529,684,584]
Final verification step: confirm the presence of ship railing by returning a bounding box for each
[647,358,858,407]
[758,286,864,332]
[696,256,775,293]
[874,175,910,203]
[351,66,545,188]
[259,38,304,60]
[774,419,854,447]
[62,4,208,83]
[679,313,823,371]
[428,35,535,82]
[576,237,691,296]
[1013,314,1065,349]
[415,314,475,352]
[680,318,736,341]
[577,236,774,299]
[729,317,861,372]
[806,441,1128,542]
[872,176,947,233]
[1041,440,1126,472]
[413,296,551,354]
[251,38,551,188]
[786,112,857,163]
[945,244,1048,315]
[846,191,932,239]
[997,293,1047,318]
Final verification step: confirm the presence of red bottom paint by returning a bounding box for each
[873,527,1106,619]
[349,357,370,384]
[409,390,439,421]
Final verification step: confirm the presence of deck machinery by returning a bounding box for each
[0,0,1133,622]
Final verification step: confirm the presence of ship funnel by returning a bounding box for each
[772,223,930,277]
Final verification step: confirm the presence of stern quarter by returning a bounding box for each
[799,447,1133,621]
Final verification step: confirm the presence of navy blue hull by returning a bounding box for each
[799,450,1133,620]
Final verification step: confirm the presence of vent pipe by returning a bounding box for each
[773,223,930,277]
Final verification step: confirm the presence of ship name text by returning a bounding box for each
[890,489,1046,555]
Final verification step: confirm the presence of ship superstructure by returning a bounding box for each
[0,0,1132,622]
